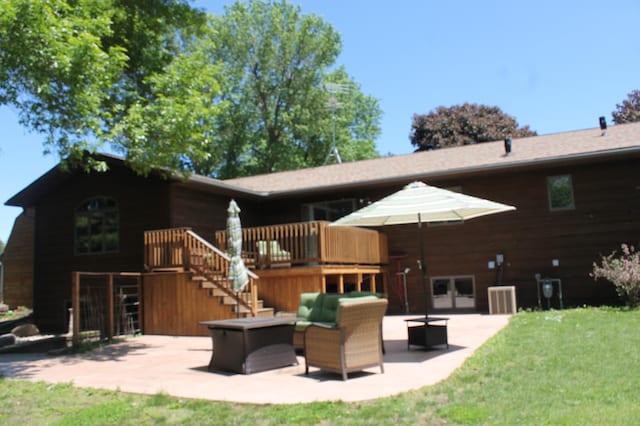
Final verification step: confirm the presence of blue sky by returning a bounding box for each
[1,0,639,242]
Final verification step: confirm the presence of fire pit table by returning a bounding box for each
[200,317,299,374]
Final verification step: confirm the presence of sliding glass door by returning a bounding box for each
[431,276,475,310]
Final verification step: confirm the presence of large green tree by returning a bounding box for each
[0,0,208,173]
[194,0,381,178]
[410,103,536,151]
[611,89,640,124]
[1,0,381,178]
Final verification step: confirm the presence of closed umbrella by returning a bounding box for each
[227,199,249,317]
[332,181,516,316]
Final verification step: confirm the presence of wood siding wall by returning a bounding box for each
[22,151,640,333]
[381,159,637,313]
[2,210,34,308]
[142,272,233,336]
[32,166,171,332]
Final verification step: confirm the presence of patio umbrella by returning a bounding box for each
[332,181,516,317]
[227,199,249,318]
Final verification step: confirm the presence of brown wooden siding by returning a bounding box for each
[142,272,233,336]
[32,165,171,332]
[168,184,261,241]
[21,151,640,333]
[2,210,35,308]
[382,158,637,313]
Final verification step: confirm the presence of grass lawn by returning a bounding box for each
[1,307,638,425]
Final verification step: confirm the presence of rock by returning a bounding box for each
[11,323,40,337]
[0,303,9,314]
[0,333,16,348]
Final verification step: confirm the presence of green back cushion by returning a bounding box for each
[307,293,339,323]
[296,292,319,319]
[302,292,381,323]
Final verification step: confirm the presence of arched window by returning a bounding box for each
[75,197,119,254]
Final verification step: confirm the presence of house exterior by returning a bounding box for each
[4,122,640,333]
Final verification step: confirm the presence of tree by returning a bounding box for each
[612,90,640,124]
[193,0,381,178]
[0,238,5,254]
[410,103,537,151]
[1,0,381,178]
[0,0,208,173]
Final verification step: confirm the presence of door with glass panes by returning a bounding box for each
[431,276,475,309]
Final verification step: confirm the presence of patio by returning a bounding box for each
[0,313,510,405]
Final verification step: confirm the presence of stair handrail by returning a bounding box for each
[184,230,258,316]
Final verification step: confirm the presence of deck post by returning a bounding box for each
[72,271,80,341]
[107,273,114,341]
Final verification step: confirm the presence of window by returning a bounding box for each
[302,199,356,222]
[75,197,119,254]
[547,175,575,211]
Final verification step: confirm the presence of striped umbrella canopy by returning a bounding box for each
[227,199,249,293]
[332,181,516,316]
[332,181,516,226]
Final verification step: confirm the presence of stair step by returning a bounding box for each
[222,296,261,307]
[208,288,229,297]
[256,307,275,318]
[199,281,215,289]
[192,274,226,283]
[151,267,184,272]
[232,306,274,317]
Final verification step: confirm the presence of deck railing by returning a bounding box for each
[144,228,258,316]
[214,221,388,267]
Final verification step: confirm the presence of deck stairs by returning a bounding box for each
[190,273,274,317]
[145,228,276,317]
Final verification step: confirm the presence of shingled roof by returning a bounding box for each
[7,122,640,208]
[223,122,640,195]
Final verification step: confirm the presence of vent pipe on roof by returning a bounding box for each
[504,137,512,155]
[599,116,607,136]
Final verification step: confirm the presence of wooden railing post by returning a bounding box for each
[72,271,80,341]
[107,273,114,341]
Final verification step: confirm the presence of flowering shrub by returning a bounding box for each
[592,244,640,307]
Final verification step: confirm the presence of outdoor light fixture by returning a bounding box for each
[496,254,504,266]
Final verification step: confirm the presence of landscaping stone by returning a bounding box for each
[0,303,8,314]
[11,323,40,337]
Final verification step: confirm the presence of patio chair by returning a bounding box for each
[304,298,387,380]
[256,240,291,267]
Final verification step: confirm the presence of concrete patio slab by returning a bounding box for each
[0,314,510,404]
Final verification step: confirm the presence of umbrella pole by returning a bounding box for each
[236,291,240,319]
[418,213,429,318]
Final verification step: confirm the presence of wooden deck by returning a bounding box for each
[256,264,388,313]
[141,224,389,335]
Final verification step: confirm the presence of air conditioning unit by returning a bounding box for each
[488,286,517,314]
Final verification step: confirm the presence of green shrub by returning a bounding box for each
[592,243,640,307]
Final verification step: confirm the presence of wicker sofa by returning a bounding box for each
[292,291,381,351]
[304,297,388,380]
